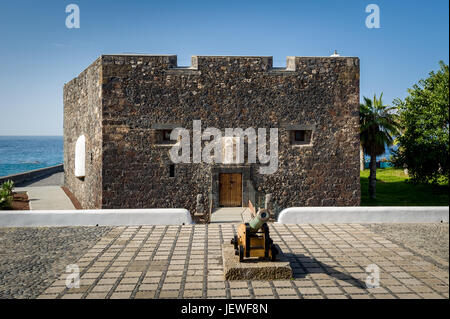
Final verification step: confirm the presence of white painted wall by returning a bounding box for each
[74,135,85,178]
[0,208,193,227]
[277,206,449,224]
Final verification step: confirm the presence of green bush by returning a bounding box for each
[0,180,14,210]
[392,61,449,184]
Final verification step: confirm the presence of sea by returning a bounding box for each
[0,136,63,177]
[364,144,398,162]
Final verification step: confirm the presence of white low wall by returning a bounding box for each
[277,206,449,224]
[0,209,192,227]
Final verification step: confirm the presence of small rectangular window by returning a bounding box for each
[154,129,176,145]
[290,130,312,145]
[169,164,175,177]
[162,129,172,142]
[294,130,305,142]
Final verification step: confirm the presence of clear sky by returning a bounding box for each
[0,0,448,135]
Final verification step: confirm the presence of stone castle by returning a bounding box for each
[64,54,360,213]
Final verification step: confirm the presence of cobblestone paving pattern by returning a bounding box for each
[365,223,449,270]
[2,224,448,299]
[0,226,112,298]
[33,224,450,299]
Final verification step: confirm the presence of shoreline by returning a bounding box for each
[0,164,64,185]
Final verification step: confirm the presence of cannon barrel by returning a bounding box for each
[248,209,270,232]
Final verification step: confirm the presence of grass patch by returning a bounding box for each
[360,168,449,206]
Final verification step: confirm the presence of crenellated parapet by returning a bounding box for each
[98,54,359,74]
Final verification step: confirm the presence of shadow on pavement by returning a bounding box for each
[285,253,367,289]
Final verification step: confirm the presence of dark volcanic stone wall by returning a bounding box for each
[96,54,360,211]
[64,58,103,209]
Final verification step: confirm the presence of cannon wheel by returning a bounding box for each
[270,245,278,262]
[232,235,238,250]
[239,245,244,262]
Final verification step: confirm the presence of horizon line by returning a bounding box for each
[0,135,63,137]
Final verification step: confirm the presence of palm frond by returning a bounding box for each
[360,93,400,157]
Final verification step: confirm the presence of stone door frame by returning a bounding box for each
[211,165,250,210]
[219,173,243,207]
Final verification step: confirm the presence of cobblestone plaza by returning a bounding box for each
[1,223,446,299]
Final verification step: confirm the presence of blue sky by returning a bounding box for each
[0,0,448,135]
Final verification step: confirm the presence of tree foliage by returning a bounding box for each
[0,180,14,210]
[360,94,401,199]
[360,94,400,157]
[392,61,449,184]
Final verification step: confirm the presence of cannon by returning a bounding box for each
[230,209,278,262]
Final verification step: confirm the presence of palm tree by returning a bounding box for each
[360,144,365,171]
[360,94,401,199]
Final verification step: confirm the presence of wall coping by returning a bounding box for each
[0,208,193,227]
[277,206,449,224]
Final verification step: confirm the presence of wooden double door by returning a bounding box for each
[219,173,242,207]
